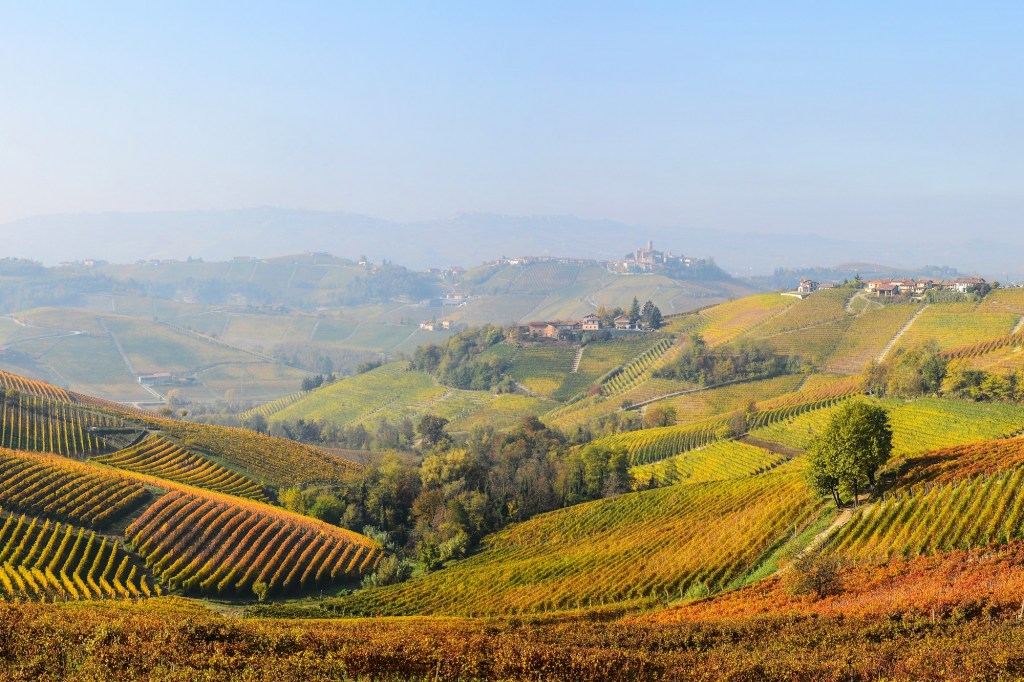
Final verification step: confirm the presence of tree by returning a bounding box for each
[416,414,451,449]
[648,305,663,330]
[245,412,268,435]
[643,404,677,428]
[252,580,268,603]
[628,297,641,325]
[805,400,893,508]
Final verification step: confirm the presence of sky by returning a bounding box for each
[2,1,1022,242]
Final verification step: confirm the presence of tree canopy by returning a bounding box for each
[805,400,893,508]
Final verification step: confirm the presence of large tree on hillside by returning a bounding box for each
[806,400,893,508]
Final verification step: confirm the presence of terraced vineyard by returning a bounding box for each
[94,435,268,501]
[508,346,577,397]
[629,440,787,487]
[0,449,146,528]
[750,397,1024,455]
[447,394,556,434]
[825,303,924,373]
[151,419,362,487]
[270,362,434,427]
[126,490,381,596]
[600,337,675,397]
[0,393,114,457]
[751,318,852,368]
[326,464,820,616]
[886,398,1024,455]
[977,287,1024,316]
[893,302,1018,353]
[589,419,729,466]
[698,294,795,346]
[552,337,657,402]
[239,391,310,420]
[0,512,157,600]
[0,369,71,402]
[659,374,805,425]
[748,288,853,336]
[830,466,1024,563]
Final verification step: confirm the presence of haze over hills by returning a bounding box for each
[2,208,1019,279]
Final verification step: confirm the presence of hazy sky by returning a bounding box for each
[2,2,1022,241]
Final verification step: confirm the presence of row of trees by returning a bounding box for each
[655,334,799,385]
[869,343,1024,403]
[410,325,512,392]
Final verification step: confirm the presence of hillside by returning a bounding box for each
[0,372,377,603]
[5,285,1024,678]
[0,254,760,408]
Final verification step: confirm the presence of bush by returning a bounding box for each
[786,551,842,598]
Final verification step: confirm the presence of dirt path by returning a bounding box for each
[876,304,928,363]
[737,435,802,458]
[803,507,854,555]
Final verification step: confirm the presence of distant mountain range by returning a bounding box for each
[1,208,1021,280]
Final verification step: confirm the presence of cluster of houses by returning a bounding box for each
[418,320,453,332]
[794,276,988,298]
[520,313,642,340]
[865,277,987,297]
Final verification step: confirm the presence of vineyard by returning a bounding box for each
[151,419,362,487]
[886,398,1024,456]
[629,440,787,487]
[552,337,658,403]
[239,390,310,420]
[93,435,268,501]
[447,393,555,434]
[508,346,577,398]
[0,392,115,457]
[659,374,805,425]
[825,303,923,374]
[747,288,853,336]
[750,373,864,411]
[270,362,454,428]
[893,437,1024,490]
[600,337,675,397]
[749,397,1024,456]
[0,511,157,600]
[0,449,147,528]
[829,465,1024,563]
[649,540,1024,626]
[126,490,381,596]
[588,392,854,466]
[750,318,852,368]
[977,287,1024,316]
[590,419,730,466]
[0,369,70,402]
[326,464,821,616]
[697,294,795,346]
[543,377,691,431]
[892,302,1018,354]
[509,262,581,293]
